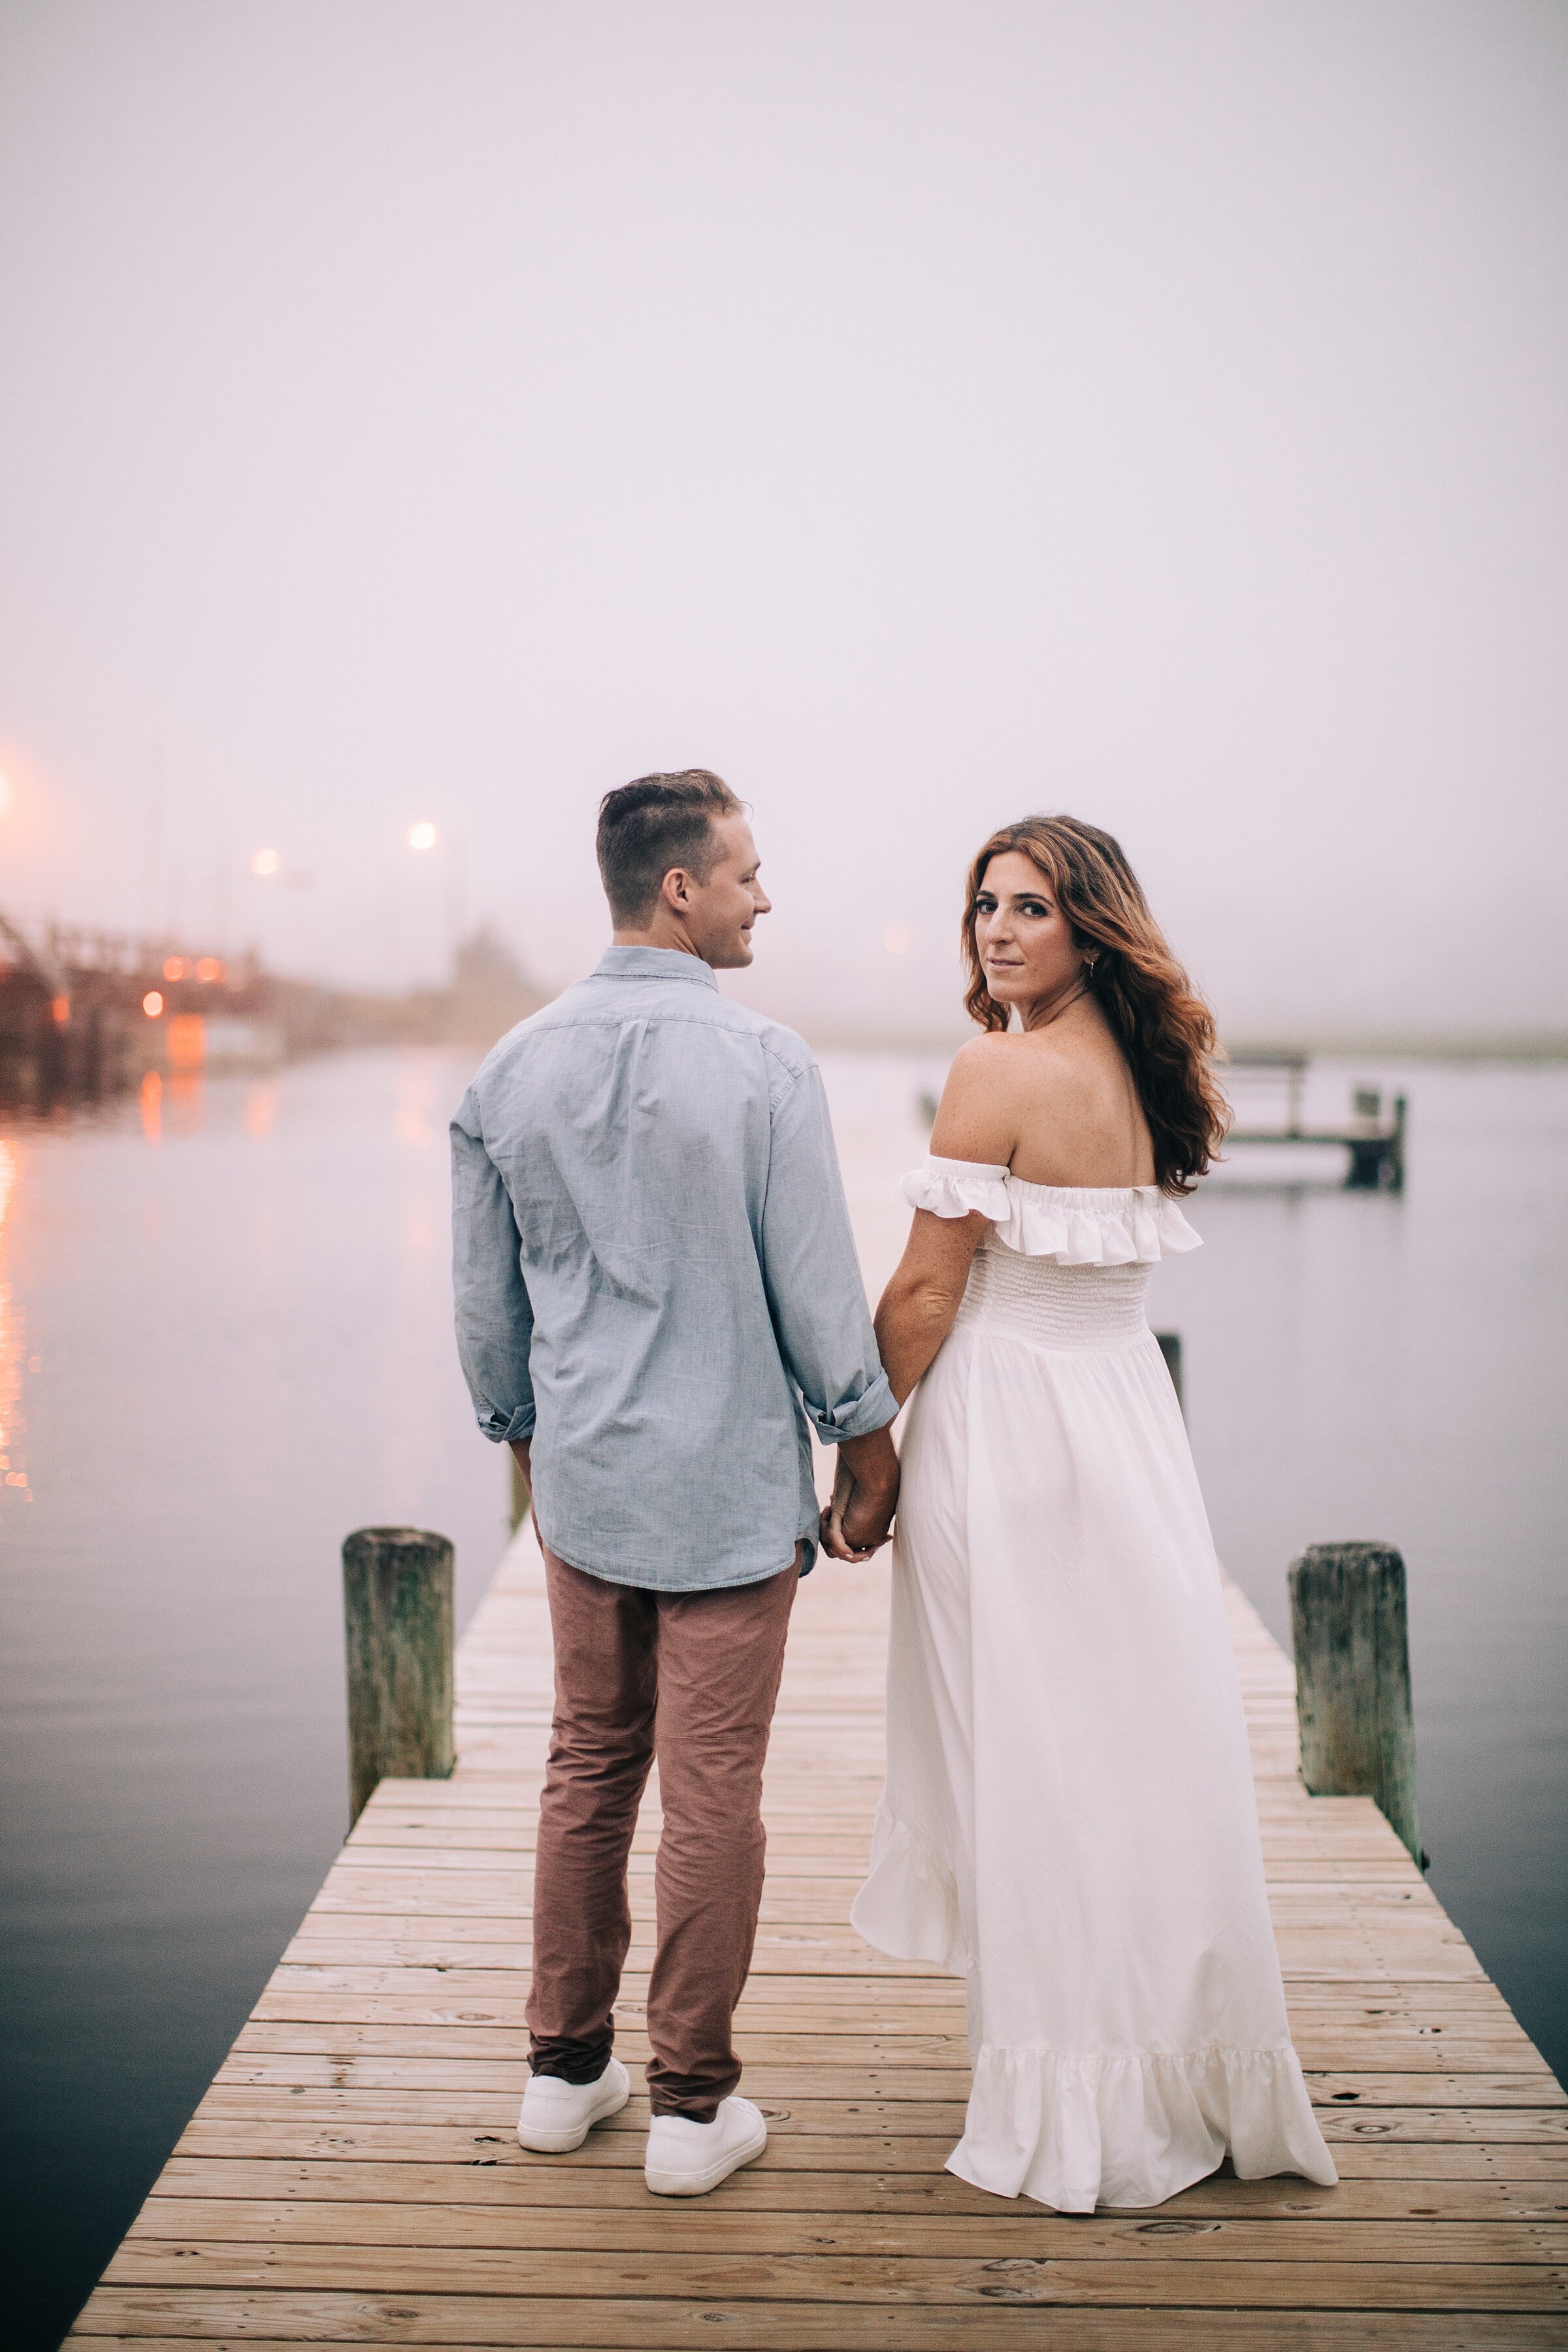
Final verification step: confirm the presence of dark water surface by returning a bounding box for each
[3,1048,1565,2347]
[1,1051,511,2352]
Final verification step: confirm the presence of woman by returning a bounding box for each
[828,815,1335,2213]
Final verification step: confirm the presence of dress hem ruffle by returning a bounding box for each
[853,1808,1338,2213]
[950,2039,1338,2212]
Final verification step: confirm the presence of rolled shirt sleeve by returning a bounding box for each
[451,1089,536,1444]
[760,1059,898,1445]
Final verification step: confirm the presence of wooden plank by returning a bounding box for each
[177,2093,1568,2149]
[142,2159,1568,2220]
[123,2198,1568,2264]
[62,2308,1568,2349]
[90,2243,1568,2310]
[229,2014,1547,2069]
[208,2053,1567,2106]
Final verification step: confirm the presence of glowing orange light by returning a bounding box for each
[408,821,437,852]
[163,956,189,981]
[140,1069,163,1143]
[167,1015,206,1070]
[195,956,223,983]
[50,994,70,1027]
[142,990,164,1017]
[251,848,281,877]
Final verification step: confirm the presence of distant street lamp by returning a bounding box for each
[142,990,164,1017]
[408,822,438,852]
[250,848,281,877]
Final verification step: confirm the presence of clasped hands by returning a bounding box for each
[819,1424,900,1563]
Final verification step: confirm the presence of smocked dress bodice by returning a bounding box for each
[902,1156,1201,1352]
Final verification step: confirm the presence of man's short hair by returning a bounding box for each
[596,770,741,924]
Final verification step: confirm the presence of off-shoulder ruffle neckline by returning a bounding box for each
[901,1154,1201,1265]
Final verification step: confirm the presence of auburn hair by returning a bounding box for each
[961,815,1228,1195]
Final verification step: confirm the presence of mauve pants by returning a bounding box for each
[526,1545,800,2119]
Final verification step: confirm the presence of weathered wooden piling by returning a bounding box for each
[342,1526,454,1825]
[1288,1539,1421,1861]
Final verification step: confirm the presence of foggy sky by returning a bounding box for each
[1,0,1564,1041]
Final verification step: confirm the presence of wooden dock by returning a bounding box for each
[68,1522,1567,2349]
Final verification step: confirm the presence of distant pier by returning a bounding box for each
[0,906,550,1105]
[0,910,270,1103]
[1226,1052,1407,1192]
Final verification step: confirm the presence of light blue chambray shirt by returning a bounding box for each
[451,945,896,1591]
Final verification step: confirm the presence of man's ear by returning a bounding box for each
[662,866,695,911]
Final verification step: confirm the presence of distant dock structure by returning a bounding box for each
[0,904,551,1107]
[1225,1052,1407,1192]
[0,907,272,1104]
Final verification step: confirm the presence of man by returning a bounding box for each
[451,770,900,2197]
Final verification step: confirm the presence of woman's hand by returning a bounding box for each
[819,1430,900,1562]
[820,1459,870,1562]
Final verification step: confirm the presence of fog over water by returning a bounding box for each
[1,1,1565,1039]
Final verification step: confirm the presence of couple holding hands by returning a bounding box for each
[451,770,1335,2210]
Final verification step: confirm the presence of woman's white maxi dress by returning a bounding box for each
[851,1158,1337,2212]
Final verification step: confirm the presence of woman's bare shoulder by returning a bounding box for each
[930,1034,1034,1161]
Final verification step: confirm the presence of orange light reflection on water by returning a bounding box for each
[245,1083,278,1141]
[140,1070,163,1143]
[0,1139,31,1505]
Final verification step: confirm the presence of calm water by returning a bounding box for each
[2,1045,1565,2348]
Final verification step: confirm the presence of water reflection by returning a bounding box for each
[0,1137,30,1507]
[244,1083,277,1141]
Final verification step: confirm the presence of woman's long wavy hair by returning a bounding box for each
[962,815,1229,1195]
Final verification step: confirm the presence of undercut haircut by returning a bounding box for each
[596,770,742,924]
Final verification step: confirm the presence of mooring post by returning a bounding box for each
[1287,1541,1420,1862]
[342,1526,455,1827]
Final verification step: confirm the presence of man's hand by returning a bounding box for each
[819,1425,899,1562]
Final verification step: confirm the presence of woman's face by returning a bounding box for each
[972,850,1088,1012]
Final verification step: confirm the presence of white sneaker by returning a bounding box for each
[644,2095,768,2196]
[516,2056,630,2153]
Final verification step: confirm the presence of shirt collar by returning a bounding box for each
[593,945,719,991]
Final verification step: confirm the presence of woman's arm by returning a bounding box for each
[872,1035,1021,1403]
[819,1209,987,1561]
[819,1041,1019,1562]
[875,1207,990,1406]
